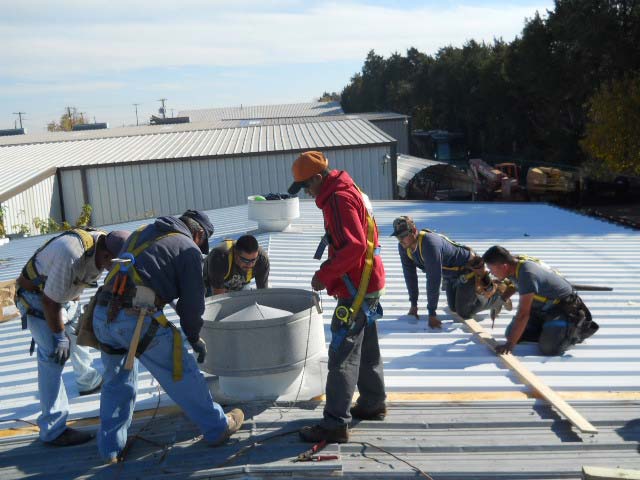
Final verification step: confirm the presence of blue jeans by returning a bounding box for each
[92,304,228,462]
[16,290,103,442]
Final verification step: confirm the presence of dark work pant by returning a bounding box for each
[445,276,502,319]
[322,298,386,428]
[506,310,570,356]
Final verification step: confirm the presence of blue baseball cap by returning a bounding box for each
[181,209,214,254]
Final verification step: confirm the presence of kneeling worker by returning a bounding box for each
[392,216,511,328]
[16,228,129,446]
[204,234,269,295]
[482,245,599,356]
[93,210,243,463]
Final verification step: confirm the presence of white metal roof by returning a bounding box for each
[1,200,638,431]
[179,101,344,122]
[0,117,394,201]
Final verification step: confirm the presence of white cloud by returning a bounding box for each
[1,1,552,79]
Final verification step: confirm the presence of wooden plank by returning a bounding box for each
[582,466,640,480]
[461,316,598,434]
[311,391,640,403]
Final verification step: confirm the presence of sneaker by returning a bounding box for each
[45,427,94,447]
[299,424,349,443]
[350,403,387,421]
[79,379,103,397]
[211,408,244,446]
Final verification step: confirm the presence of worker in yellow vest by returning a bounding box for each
[482,245,598,355]
[15,228,129,446]
[203,235,270,296]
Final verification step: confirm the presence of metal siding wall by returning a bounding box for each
[372,119,409,154]
[2,175,61,235]
[327,147,392,199]
[78,147,393,225]
[60,169,84,224]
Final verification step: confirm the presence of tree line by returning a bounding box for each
[339,0,640,176]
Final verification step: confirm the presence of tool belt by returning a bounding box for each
[543,293,598,350]
[96,288,183,380]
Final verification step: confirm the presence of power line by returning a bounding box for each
[157,98,167,119]
[132,103,140,126]
[12,112,26,129]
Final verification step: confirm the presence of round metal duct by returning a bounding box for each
[201,288,325,377]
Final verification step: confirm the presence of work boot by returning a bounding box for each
[299,424,349,443]
[79,379,103,397]
[45,427,94,447]
[350,403,387,421]
[211,408,244,446]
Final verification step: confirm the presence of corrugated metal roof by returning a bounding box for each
[354,111,409,121]
[179,101,344,122]
[1,200,639,478]
[0,118,394,201]
[396,154,445,193]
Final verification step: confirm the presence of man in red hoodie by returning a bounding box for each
[288,151,387,443]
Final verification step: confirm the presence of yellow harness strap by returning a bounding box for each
[223,240,253,283]
[151,312,184,381]
[346,213,377,321]
[407,229,470,271]
[24,228,105,290]
[105,225,184,380]
[515,258,561,305]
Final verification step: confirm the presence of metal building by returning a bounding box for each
[179,101,344,122]
[354,112,410,154]
[0,116,396,232]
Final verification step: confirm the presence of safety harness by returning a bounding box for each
[314,186,383,351]
[514,255,563,305]
[21,228,104,292]
[103,225,184,381]
[223,240,253,283]
[407,228,472,272]
[16,229,105,356]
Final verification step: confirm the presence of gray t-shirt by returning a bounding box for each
[509,260,573,309]
[35,232,102,303]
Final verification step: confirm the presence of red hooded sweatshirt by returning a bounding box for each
[315,170,385,299]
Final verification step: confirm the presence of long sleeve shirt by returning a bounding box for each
[398,231,471,316]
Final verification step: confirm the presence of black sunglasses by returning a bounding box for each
[238,255,258,264]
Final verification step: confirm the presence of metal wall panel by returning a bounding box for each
[68,146,393,226]
[60,169,84,223]
[2,175,61,235]
[372,118,410,154]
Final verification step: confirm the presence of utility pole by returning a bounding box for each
[158,98,167,119]
[13,112,26,129]
[132,103,140,126]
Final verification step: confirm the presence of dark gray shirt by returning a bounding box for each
[509,259,573,310]
[399,231,472,316]
[204,243,269,292]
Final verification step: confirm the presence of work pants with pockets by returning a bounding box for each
[322,298,386,429]
[444,275,503,319]
[505,309,571,356]
[17,290,103,442]
[92,304,228,462]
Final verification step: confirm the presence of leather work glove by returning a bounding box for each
[190,337,207,363]
[52,331,71,366]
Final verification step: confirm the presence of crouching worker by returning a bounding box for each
[92,210,244,464]
[288,151,387,444]
[15,228,129,446]
[392,216,512,327]
[204,234,270,296]
[482,245,599,356]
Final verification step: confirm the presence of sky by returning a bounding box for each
[1,0,554,132]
